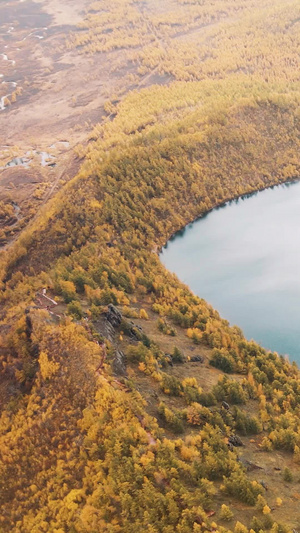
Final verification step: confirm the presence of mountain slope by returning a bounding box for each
[1,0,300,531]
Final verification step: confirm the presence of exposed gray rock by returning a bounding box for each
[190,355,203,363]
[113,349,127,376]
[104,320,115,342]
[165,354,174,367]
[222,401,230,410]
[259,480,268,490]
[106,304,122,328]
[228,434,244,447]
[240,459,263,471]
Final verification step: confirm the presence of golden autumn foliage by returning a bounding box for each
[39,350,60,380]
[0,0,300,531]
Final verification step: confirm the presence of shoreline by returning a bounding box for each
[159,175,300,254]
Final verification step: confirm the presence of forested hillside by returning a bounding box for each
[0,0,300,531]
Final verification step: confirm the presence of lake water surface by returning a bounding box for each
[160,181,300,363]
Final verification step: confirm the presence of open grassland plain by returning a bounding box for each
[1,0,300,532]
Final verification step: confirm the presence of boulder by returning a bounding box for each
[228,434,244,447]
[190,355,203,363]
[222,401,230,410]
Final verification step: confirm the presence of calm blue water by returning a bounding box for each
[160,181,300,363]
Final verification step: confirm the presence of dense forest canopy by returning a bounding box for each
[0,0,300,531]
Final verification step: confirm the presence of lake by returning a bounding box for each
[160,181,300,363]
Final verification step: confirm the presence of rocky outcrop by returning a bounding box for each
[106,304,122,328]
[104,305,123,341]
[105,305,127,375]
[127,322,143,341]
[228,434,244,447]
[104,305,147,373]
[113,349,127,376]
[105,304,144,340]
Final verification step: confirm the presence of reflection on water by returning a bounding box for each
[161,180,300,363]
